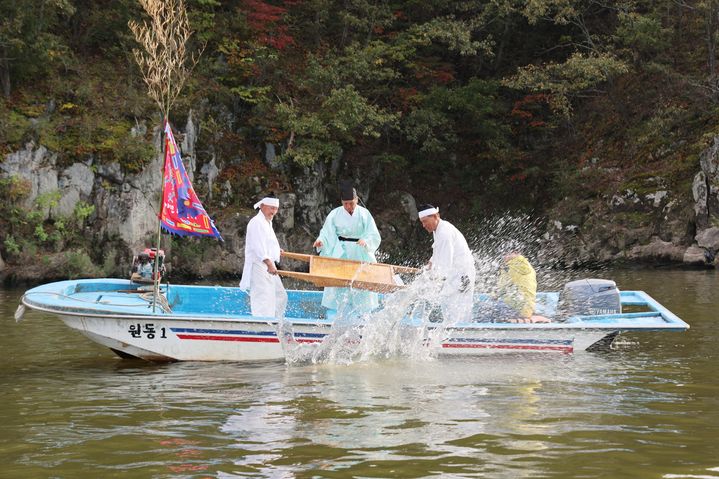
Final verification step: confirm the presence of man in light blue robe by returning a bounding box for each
[313,182,381,315]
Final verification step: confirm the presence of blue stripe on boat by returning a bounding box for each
[170,327,326,339]
[445,337,573,345]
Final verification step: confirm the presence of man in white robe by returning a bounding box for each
[240,196,288,318]
[313,182,381,314]
[418,204,476,323]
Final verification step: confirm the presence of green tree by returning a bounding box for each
[0,0,75,97]
[503,51,629,117]
[276,85,398,166]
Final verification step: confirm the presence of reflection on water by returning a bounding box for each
[1,268,719,478]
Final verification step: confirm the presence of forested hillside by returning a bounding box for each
[2,0,719,279]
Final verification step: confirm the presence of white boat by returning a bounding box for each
[18,278,689,361]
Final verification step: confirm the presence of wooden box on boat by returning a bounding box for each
[278,252,420,293]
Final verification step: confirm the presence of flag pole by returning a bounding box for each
[152,113,169,312]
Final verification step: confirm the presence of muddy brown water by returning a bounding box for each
[1,269,717,478]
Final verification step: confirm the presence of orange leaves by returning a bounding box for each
[511,94,551,129]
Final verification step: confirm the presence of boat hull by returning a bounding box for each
[59,314,327,361]
[21,279,689,362]
[55,313,611,361]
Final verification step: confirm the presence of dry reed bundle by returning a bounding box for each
[129,0,202,118]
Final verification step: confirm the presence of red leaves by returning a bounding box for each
[245,0,285,25]
[509,172,528,182]
[511,94,551,128]
[397,87,419,110]
[414,63,455,85]
[243,0,295,50]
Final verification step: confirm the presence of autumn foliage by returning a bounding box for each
[242,0,294,50]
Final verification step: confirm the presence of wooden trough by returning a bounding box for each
[278,252,421,293]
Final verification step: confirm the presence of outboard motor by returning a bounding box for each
[131,248,166,283]
[559,279,621,317]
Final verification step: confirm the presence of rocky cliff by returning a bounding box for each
[2,116,718,286]
[542,135,719,268]
[0,114,422,284]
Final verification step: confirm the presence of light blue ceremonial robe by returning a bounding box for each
[316,205,381,313]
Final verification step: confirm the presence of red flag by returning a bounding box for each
[159,121,223,240]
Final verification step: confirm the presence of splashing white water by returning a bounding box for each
[279,215,589,366]
[279,271,465,365]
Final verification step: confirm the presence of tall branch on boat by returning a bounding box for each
[128,0,203,118]
[128,0,204,311]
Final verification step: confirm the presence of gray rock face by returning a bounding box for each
[294,162,330,233]
[399,192,418,222]
[375,191,420,253]
[696,227,719,251]
[222,213,251,258]
[700,135,719,195]
[695,135,719,227]
[196,213,248,277]
[683,245,709,265]
[96,162,124,185]
[96,184,158,250]
[276,192,296,231]
[131,119,147,138]
[645,190,668,208]
[265,143,281,169]
[0,143,59,218]
[0,250,5,271]
[180,110,197,182]
[690,135,719,261]
[628,237,685,263]
[608,190,640,211]
[53,163,95,218]
[200,156,219,201]
[95,131,163,251]
[1,125,235,279]
[693,171,709,228]
[220,180,232,206]
[548,175,696,265]
[657,200,692,245]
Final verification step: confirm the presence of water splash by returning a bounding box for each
[279,271,467,365]
[280,214,602,366]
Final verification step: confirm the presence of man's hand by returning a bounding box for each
[313,239,323,249]
[357,239,367,247]
[265,259,278,275]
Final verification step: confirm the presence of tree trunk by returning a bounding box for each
[493,20,511,71]
[315,10,322,48]
[0,46,10,98]
[706,1,719,101]
[341,0,350,47]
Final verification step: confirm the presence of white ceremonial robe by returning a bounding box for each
[430,219,476,323]
[316,205,381,313]
[240,211,287,318]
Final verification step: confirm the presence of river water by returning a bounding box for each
[1,268,718,478]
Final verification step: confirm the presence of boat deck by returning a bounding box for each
[21,279,690,332]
